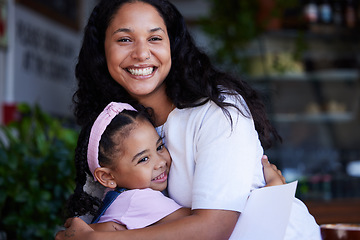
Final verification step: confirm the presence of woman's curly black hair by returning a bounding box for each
[73,0,280,149]
[65,109,152,218]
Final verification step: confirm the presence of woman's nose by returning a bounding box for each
[131,41,150,61]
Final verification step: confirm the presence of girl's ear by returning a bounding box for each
[94,167,117,189]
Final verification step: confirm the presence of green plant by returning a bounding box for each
[0,103,78,239]
[199,0,298,73]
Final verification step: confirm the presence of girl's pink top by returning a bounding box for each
[98,188,182,229]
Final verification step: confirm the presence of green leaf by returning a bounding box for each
[14,191,29,203]
[0,103,78,239]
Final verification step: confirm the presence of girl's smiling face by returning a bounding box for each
[109,119,171,192]
[104,2,171,103]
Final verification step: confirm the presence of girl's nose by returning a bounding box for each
[154,158,166,170]
[131,41,150,61]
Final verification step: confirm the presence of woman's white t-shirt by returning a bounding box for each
[161,96,264,211]
[158,96,321,240]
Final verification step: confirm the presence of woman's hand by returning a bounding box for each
[55,217,94,240]
[262,155,286,187]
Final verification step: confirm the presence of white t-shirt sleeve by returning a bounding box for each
[191,99,264,212]
[98,188,182,229]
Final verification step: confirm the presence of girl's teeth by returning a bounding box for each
[128,67,153,76]
[153,172,164,180]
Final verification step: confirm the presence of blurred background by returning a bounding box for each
[0,0,359,239]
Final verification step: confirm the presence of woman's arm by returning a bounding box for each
[90,207,191,232]
[55,157,285,240]
[154,207,191,225]
[55,209,239,240]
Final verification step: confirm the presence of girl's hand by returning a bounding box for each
[55,217,93,240]
[262,155,286,187]
[90,222,127,232]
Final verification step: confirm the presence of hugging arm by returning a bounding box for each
[89,222,127,232]
[55,159,285,240]
[89,206,191,232]
[262,155,286,187]
[56,208,239,240]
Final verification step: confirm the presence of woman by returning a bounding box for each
[56,0,320,239]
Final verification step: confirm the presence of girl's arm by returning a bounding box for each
[89,222,127,232]
[262,155,286,187]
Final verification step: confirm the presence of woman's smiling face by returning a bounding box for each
[104,2,171,102]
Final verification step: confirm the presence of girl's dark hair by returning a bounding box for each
[73,0,280,149]
[65,109,151,218]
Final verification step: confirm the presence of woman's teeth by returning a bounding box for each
[128,67,153,76]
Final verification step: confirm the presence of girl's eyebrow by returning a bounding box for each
[132,149,148,162]
[131,136,163,162]
[112,27,165,36]
[156,136,164,146]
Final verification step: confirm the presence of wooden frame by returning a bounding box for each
[15,0,81,31]
[306,198,360,225]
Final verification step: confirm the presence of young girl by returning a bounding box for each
[66,102,191,230]
[67,101,285,232]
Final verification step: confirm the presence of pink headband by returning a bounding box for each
[87,102,136,180]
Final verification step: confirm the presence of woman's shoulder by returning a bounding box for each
[167,94,251,131]
[174,94,248,117]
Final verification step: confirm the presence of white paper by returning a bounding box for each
[232,181,298,240]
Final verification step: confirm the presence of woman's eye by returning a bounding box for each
[117,38,131,42]
[149,37,162,41]
[137,157,149,164]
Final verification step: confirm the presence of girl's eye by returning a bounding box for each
[137,157,149,164]
[157,143,165,151]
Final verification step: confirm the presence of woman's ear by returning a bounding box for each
[94,167,117,189]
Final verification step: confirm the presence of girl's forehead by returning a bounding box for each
[115,120,158,156]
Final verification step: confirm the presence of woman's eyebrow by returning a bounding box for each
[150,27,165,33]
[113,28,131,35]
[112,27,165,35]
